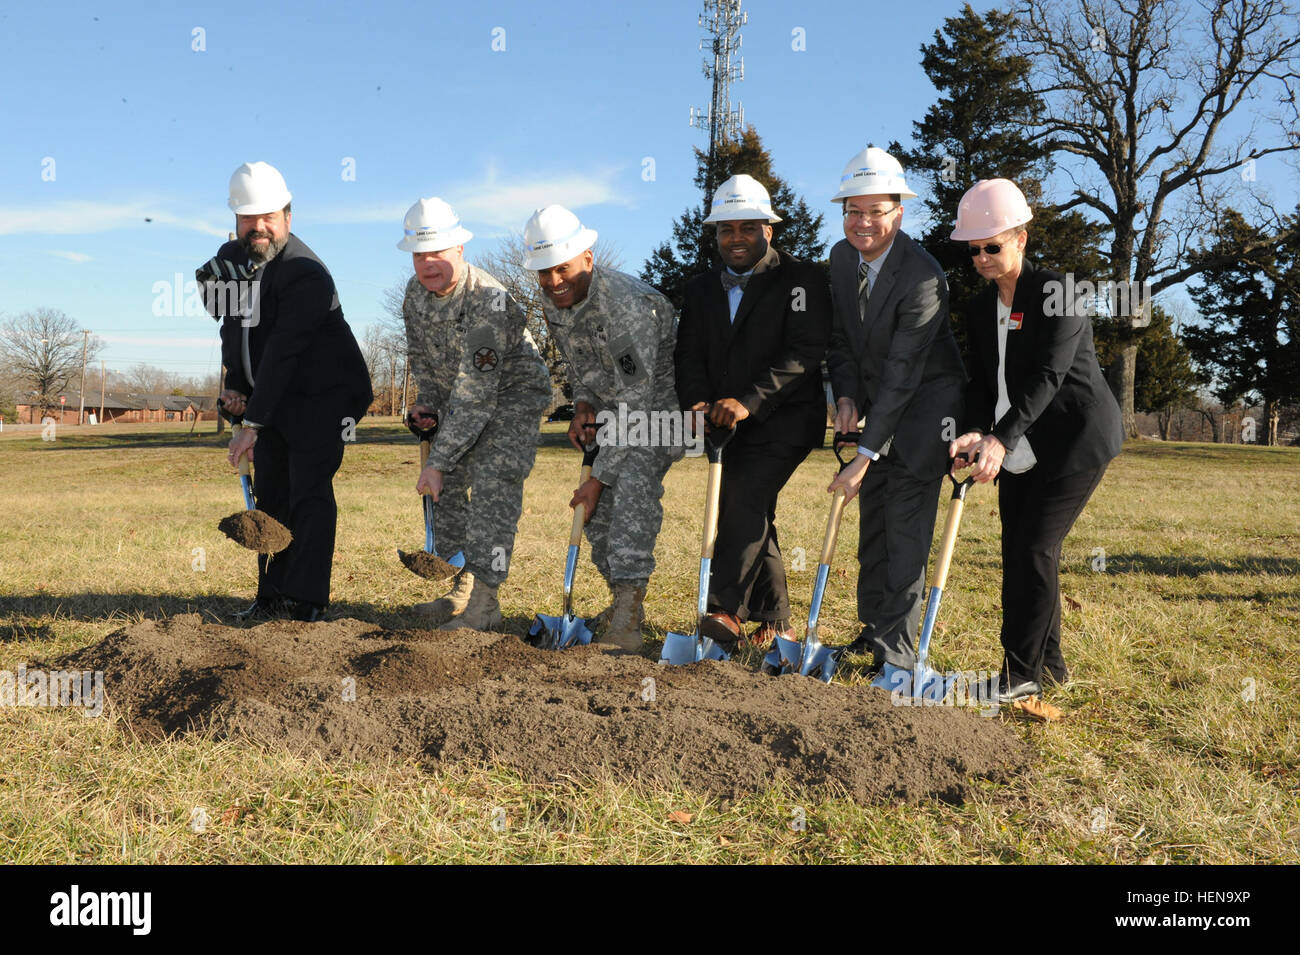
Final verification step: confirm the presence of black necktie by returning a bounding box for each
[857,261,872,321]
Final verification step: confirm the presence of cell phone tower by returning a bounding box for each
[689,0,747,212]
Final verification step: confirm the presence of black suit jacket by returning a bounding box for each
[826,232,966,480]
[962,261,1124,479]
[674,249,831,449]
[218,234,372,434]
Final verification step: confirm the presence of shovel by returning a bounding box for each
[762,432,860,682]
[526,442,600,650]
[870,461,977,701]
[397,411,464,580]
[660,424,735,665]
[215,399,292,554]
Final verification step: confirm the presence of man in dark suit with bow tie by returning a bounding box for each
[673,173,832,649]
[825,148,966,678]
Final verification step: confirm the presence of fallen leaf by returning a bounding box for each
[1064,595,1082,611]
[667,810,693,825]
[718,835,731,845]
[220,806,247,825]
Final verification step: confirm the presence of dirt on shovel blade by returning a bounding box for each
[398,549,457,580]
[218,509,292,554]
[59,615,1033,805]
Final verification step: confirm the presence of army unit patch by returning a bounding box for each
[607,333,648,387]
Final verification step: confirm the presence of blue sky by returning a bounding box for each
[1,0,1293,379]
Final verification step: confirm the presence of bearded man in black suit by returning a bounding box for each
[207,161,372,622]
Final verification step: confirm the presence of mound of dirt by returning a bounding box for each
[58,616,1031,803]
[397,549,458,580]
[218,510,292,554]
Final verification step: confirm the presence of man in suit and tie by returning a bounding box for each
[674,173,832,650]
[825,148,966,680]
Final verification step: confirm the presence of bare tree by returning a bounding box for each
[115,362,182,394]
[0,309,103,414]
[1016,0,1300,435]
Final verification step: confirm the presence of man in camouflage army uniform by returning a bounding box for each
[400,198,551,630]
[524,205,683,651]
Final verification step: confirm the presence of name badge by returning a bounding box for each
[1008,312,1023,330]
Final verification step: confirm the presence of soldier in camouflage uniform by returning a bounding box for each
[524,205,684,651]
[399,198,551,630]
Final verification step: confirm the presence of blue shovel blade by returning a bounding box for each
[762,636,839,683]
[526,612,593,651]
[870,662,959,702]
[660,631,729,665]
[447,550,465,569]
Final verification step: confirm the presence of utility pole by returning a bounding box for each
[400,354,410,419]
[389,353,397,418]
[689,0,747,266]
[77,329,90,425]
[99,360,106,424]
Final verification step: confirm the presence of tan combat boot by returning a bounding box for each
[414,569,474,625]
[586,582,615,633]
[598,581,646,651]
[439,577,502,632]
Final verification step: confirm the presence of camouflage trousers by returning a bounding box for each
[435,409,542,587]
[584,447,674,584]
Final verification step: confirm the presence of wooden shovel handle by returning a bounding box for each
[820,489,847,565]
[930,497,965,592]
[232,422,251,478]
[700,459,723,559]
[418,439,433,499]
[568,462,594,546]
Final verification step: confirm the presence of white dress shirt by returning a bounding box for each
[995,297,1037,473]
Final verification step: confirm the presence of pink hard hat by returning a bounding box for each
[950,178,1033,241]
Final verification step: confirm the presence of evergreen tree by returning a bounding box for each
[893,4,1108,350]
[1184,208,1300,445]
[1130,304,1202,438]
[641,126,826,309]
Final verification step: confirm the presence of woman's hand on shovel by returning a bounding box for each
[570,477,603,524]
[227,426,257,467]
[416,465,443,503]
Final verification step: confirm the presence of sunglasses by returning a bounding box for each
[968,243,1003,256]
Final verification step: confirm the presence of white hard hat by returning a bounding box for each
[228,161,293,215]
[522,205,598,271]
[703,174,782,224]
[832,147,916,203]
[398,198,473,253]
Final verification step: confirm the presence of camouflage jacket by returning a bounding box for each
[540,266,682,481]
[404,263,550,473]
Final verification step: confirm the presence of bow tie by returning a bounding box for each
[720,271,748,292]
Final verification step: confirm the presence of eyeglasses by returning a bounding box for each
[968,243,1003,256]
[843,206,899,222]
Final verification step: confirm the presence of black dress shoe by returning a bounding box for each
[289,601,327,622]
[983,674,1043,704]
[230,597,288,621]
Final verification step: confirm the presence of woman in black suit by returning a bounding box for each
[947,179,1124,720]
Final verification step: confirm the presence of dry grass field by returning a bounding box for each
[0,419,1296,863]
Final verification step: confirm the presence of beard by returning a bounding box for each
[240,229,289,265]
